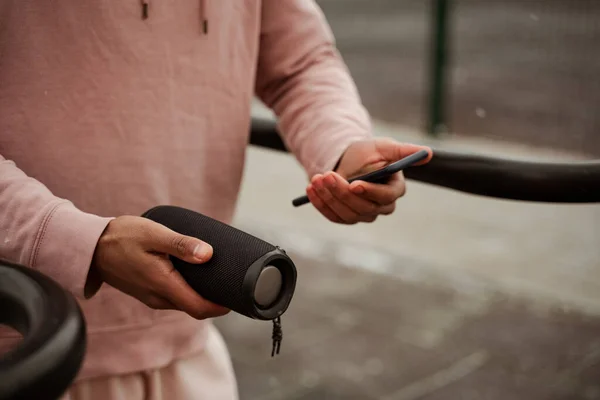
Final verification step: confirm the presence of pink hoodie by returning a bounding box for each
[0,0,371,381]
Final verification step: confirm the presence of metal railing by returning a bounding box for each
[249,117,600,204]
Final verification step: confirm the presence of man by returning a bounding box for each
[0,1,431,398]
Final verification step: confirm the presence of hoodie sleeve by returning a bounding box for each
[0,155,112,299]
[255,0,373,178]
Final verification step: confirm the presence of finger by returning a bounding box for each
[354,203,394,222]
[145,293,230,319]
[357,214,378,223]
[374,138,433,165]
[322,171,380,216]
[312,174,359,224]
[379,203,396,216]
[349,173,406,206]
[150,257,230,320]
[146,221,213,263]
[307,184,342,223]
[313,177,379,223]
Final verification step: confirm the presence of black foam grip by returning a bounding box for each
[0,261,86,400]
[248,117,600,204]
[141,205,296,320]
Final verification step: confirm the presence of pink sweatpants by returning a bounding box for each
[61,324,239,400]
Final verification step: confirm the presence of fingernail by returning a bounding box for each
[354,185,365,194]
[193,243,211,260]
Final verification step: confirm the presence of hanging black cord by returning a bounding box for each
[271,316,282,357]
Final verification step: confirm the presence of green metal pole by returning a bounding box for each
[427,0,451,136]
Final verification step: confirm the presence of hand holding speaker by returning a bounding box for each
[141,206,297,321]
[89,215,230,320]
[91,206,297,356]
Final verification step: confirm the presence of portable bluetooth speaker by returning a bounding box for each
[141,205,297,322]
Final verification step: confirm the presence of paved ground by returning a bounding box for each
[216,254,600,400]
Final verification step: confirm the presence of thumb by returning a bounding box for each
[375,138,433,165]
[150,223,213,263]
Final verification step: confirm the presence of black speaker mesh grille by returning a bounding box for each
[142,205,276,317]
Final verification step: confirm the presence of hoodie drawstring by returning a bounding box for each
[141,0,149,20]
[200,0,208,34]
[141,0,207,35]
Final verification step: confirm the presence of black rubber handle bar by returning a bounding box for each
[0,260,86,400]
[249,117,600,204]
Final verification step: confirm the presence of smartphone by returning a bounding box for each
[292,149,430,207]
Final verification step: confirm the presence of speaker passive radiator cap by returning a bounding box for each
[141,205,297,322]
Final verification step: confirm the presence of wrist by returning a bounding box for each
[333,141,356,172]
[83,219,114,299]
[84,261,104,299]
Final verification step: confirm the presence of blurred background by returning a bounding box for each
[216,1,600,399]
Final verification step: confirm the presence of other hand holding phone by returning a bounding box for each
[293,139,432,224]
